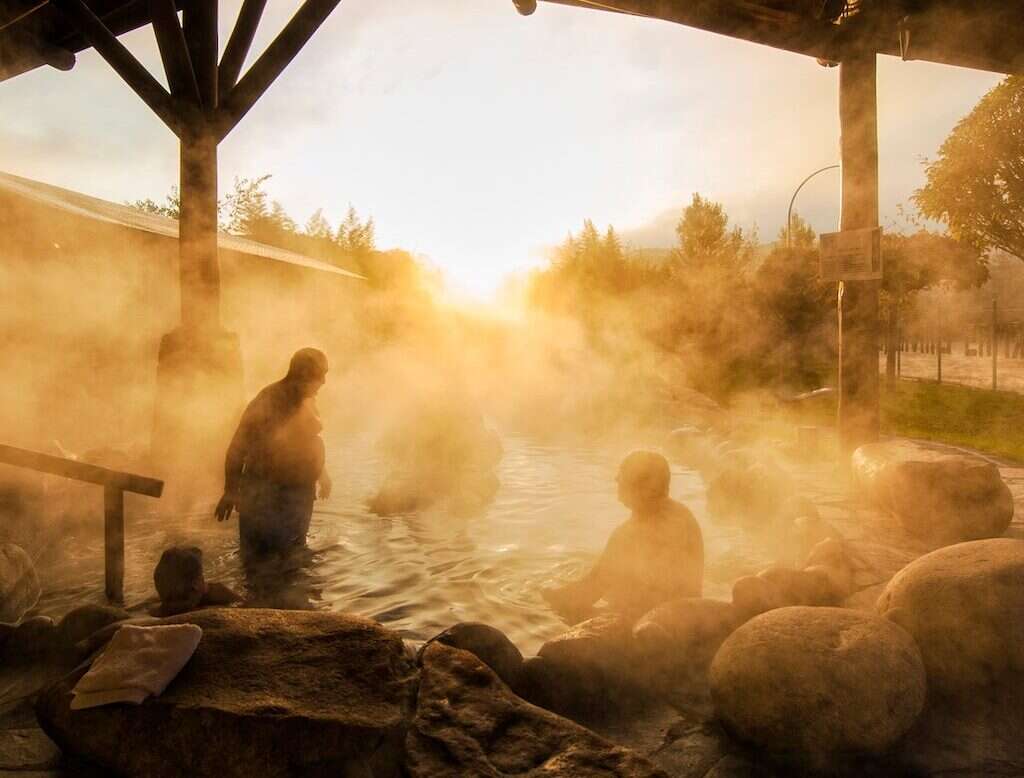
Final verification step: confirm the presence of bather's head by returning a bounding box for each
[285,348,329,397]
[617,450,671,513]
[154,546,206,616]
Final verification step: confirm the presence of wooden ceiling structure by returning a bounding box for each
[522,0,1024,75]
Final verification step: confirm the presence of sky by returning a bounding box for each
[0,1,1003,298]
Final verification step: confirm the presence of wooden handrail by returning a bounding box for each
[0,443,164,602]
[0,444,163,497]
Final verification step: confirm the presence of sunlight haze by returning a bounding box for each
[0,0,1001,297]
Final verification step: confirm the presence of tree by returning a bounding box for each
[304,208,332,240]
[778,211,816,249]
[914,75,1024,260]
[129,187,180,219]
[674,193,753,275]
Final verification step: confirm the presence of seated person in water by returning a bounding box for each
[543,450,704,622]
[215,348,332,555]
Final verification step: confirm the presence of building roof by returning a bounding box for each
[0,170,364,279]
[534,0,1024,75]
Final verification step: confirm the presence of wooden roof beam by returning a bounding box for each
[148,0,201,104]
[218,0,266,97]
[49,0,180,131]
[216,0,341,141]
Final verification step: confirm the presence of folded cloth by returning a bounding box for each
[70,623,202,710]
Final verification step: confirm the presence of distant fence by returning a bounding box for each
[882,301,1024,393]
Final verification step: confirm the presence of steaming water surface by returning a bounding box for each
[32,433,773,654]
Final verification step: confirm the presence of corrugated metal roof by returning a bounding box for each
[0,170,364,279]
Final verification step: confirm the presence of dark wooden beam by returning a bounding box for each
[183,0,217,110]
[148,0,201,104]
[48,0,180,131]
[0,443,164,497]
[218,0,267,97]
[216,0,341,140]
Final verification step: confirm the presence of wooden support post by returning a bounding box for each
[179,122,220,329]
[49,0,179,132]
[178,2,220,330]
[219,0,268,96]
[992,299,998,390]
[837,52,880,457]
[149,0,201,104]
[885,302,896,386]
[216,0,342,139]
[104,484,125,603]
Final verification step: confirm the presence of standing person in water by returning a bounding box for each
[543,450,703,622]
[214,348,332,555]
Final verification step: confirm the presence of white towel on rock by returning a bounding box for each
[70,623,202,710]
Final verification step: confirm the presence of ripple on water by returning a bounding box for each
[30,433,774,654]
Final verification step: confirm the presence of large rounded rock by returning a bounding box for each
[710,607,926,767]
[853,442,1013,545]
[0,543,40,624]
[37,608,418,778]
[57,604,131,649]
[407,642,667,777]
[876,538,1024,695]
[418,622,523,688]
[633,598,741,686]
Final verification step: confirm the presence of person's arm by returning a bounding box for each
[542,528,623,618]
[215,401,258,521]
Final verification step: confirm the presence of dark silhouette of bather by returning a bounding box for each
[543,450,704,622]
[215,348,332,555]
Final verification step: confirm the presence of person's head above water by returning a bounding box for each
[617,450,671,512]
[285,347,328,396]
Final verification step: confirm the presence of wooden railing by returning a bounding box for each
[0,444,163,603]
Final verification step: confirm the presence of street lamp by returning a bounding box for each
[787,164,840,248]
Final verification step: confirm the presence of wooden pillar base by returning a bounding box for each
[151,326,244,507]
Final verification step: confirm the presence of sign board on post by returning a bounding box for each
[820,227,882,282]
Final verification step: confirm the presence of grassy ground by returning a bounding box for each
[770,378,1024,462]
[882,380,1024,462]
[776,379,1024,462]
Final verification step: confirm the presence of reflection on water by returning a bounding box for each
[32,434,773,654]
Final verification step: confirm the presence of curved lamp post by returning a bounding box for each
[787,164,840,248]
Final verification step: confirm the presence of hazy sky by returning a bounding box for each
[0,1,1002,297]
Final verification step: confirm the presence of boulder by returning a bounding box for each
[665,427,717,472]
[538,613,634,679]
[36,608,418,778]
[405,642,667,777]
[0,543,40,624]
[418,622,523,688]
[853,442,1013,545]
[56,604,131,649]
[710,607,926,767]
[533,613,637,716]
[876,538,1024,695]
[731,576,785,619]
[632,598,742,687]
[3,615,60,664]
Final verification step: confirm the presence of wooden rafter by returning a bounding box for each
[148,0,200,104]
[48,0,180,131]
[218,0,267,97]
[183,1,217,110]
[216,0,342,140]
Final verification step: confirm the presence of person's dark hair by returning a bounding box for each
[154,546,206,614]
[286,348,328,383]
[618,450,671,502]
